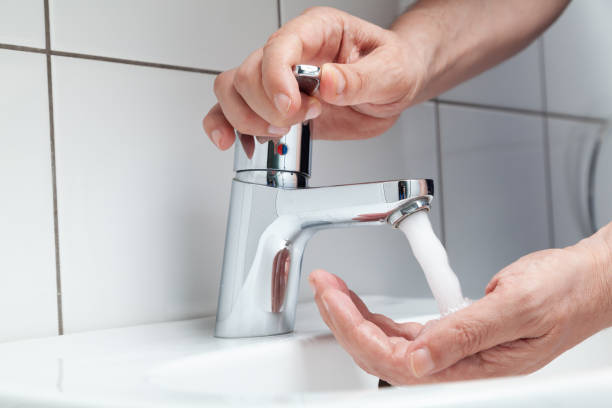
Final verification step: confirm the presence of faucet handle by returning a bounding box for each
[293,64,321,95]
[233,65,321,188]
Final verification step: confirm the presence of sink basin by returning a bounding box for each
[0,296,611,407]
[148,333,379,395]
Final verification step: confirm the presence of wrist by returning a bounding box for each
[389,10,443,105]
[574,223,612,328]
[595,223,612,327]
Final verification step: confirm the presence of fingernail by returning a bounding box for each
[211,129,223,147]
[274,93,292,114]
[327,65,346,95]
[410,347,435,377]
[305,101,322,120]
[268,125,290,136]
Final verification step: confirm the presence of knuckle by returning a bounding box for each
[453,321,486,354]
[516,287,538,315]
[269,116,292,128]
[237,112,258,131]
[395,65,416,98]
[265,29,283,46]
[233,67,250,94]
[236,115,268,136]
[213,72,228,98]
[301,6,327,17]
[514,277,547,316]
[234,125,253,136]
[202,115,210,130]
[352,68,367,96]
[264,30,299,57]
[476,351,510,376]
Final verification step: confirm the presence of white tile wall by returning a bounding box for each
[49,0,278,71]
[543,0,612,118]
[0,0,46,48]
[300,103,440,300]
[442,41,543,111]
[548,118,603,248]
[0,50,58,342]
[281,0,400,28]
[52,57,232,332]
[440,105,550,297]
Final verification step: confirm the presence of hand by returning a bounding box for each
[309,233,612,385]
[202,7,428,150]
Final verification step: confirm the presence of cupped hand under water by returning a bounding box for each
[309,230,612,385]
[202,7,429,149]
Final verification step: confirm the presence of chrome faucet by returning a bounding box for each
[214,65,434,338]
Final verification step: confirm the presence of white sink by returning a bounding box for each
[148,332,379,396]
[0,296,611,407]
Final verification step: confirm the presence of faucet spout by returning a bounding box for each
[277,179,434,228]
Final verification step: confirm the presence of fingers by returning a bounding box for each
[320,288,410,378]
[349,291,422,339]
[309,269,355,332]
[205,6,413,147]
[405,293,524,378]
[261,7,348,115]
[402,334,556,385]
[202,104,235,150]
[205,55,323,149]
[234,49,322,129]
[310,103,399,141]
[211,69,274,140]
[309,269,422,340]
[318,45,414,110]
[400,351,502,385]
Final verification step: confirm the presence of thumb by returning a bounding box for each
[407,293,522,378]
[319,49,411,107]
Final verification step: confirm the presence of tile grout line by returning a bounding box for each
[44,0,64,336]
[0,43,221,76]
[276,0,282,28]
[433,100,447,246]
[538,37,556,249]
[0,43,46,54]
[436,98,607,125]
[50,50,222,75]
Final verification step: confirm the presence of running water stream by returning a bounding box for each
[398,210,471,315]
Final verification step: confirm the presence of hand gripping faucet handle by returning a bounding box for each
[233,65,320,188]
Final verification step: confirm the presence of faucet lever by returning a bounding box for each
[233,65,321,188]
[293,64,321,95]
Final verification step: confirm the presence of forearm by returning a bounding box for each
[391,0,570,103]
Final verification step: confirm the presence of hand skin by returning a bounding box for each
[308,222,612,385]
[203,0,569,149]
